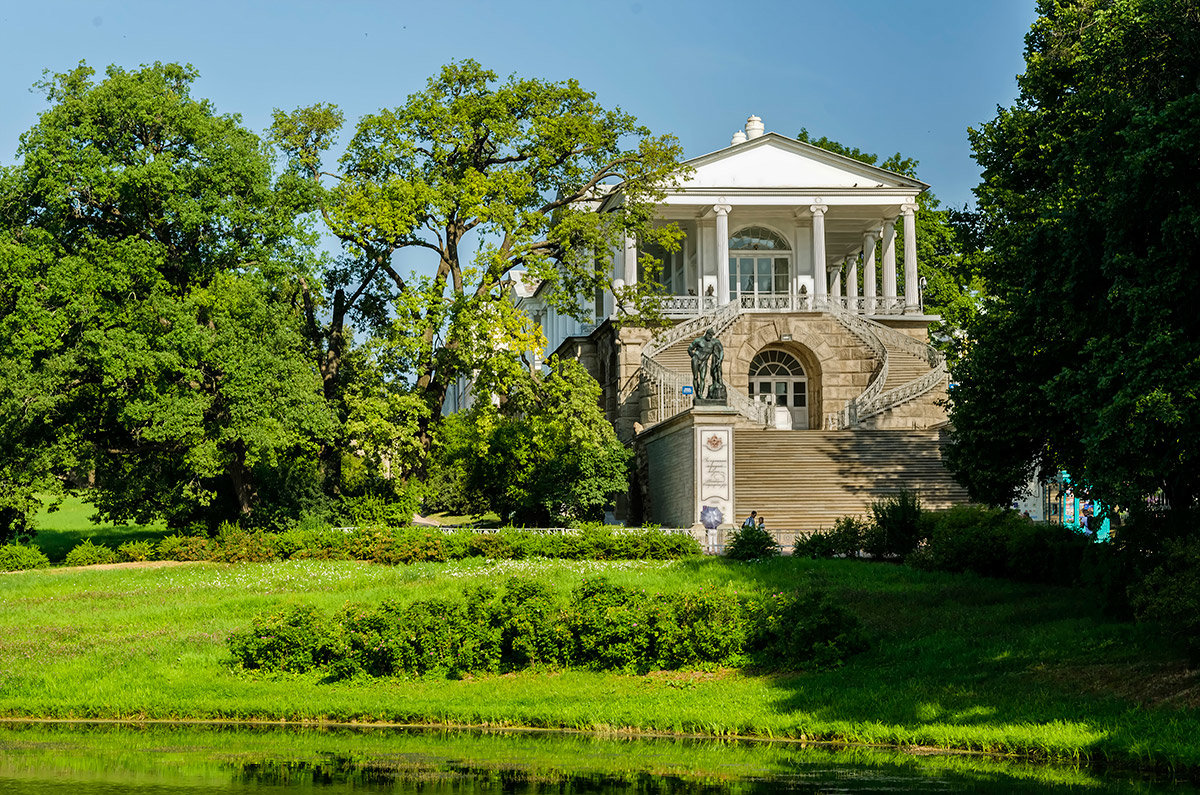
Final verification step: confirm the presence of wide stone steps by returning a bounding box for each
[733,429,969,529]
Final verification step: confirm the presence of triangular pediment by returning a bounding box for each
[678,133,928,192]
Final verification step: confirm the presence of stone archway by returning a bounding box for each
[730,322,825,429]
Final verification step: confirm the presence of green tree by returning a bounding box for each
[271,60,685,479]
[430,358,630,525]
[0,63,333,531]
[946,0,1200,514]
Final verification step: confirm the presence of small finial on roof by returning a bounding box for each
[731,130,747,145]
[745,115,764,139]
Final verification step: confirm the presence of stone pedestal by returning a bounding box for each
[694,407,738,531]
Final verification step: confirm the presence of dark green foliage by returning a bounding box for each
[228,578,867,679]
[1128,537,1200,664]
[499,578,571,669]
[0,62,332,531]
[864,490,928,559]
[430,359,631,526]
[567,579,659,672]
[907,505,1089,585]
[63,539,117,567]
[0,544,50,571]
[743,589,869,670]
[948,0,1200,515]
[724,523,780,561]
[793,517,868,559]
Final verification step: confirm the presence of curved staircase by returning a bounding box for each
[639,301,947,430]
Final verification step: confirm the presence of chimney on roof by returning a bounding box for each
[745,115,764,139]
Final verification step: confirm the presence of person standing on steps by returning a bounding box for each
[742,510,758,530]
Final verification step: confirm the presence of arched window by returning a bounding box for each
[730,226,790,251]
[748,349,808,428]
[729,226,791,300]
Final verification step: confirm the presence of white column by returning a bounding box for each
[863,229,879,315]
[714,202,731,306]
[881,218,897,312]
[623,234,638,286]
[810,203,828,305]
[902,202,919,314]
[847,252,859,313]
[830,258,843,299]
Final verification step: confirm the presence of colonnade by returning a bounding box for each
[616,199,922,317]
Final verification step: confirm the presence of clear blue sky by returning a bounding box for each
[0,0,1037,210]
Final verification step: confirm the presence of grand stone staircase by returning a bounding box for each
[636,302,968,529]
[733,429,969,529]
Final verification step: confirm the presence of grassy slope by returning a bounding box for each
[31,495,167,563]
[0,556,1196,772]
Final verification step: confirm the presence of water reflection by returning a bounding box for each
[0,722,1192,793]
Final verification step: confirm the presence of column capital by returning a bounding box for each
[713,199,731,216]
[900,201,918,216]
[809,203,828,216]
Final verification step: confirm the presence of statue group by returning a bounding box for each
[688,328,727,404]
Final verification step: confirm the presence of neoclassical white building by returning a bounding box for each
[515,117,967,533]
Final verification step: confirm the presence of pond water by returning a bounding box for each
[0,722,1194,794]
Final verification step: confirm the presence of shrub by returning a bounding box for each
[908,505,1089,585]
[1129,537,1200,665]
[794,517,868,559]
[117,540,156,562]
[228,580,869,680]
[724,522,780,561]
[500,577,570,669]
[0,544,50,572]
[744,589,869,670]
[227,604,338,673]
[63,539,117,567]
[209,523,279,564]
[864,490,927,559]
[155,534,213,562]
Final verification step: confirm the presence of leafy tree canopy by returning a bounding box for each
[0,62,333,532]
[271,60,686,473]
[946,0,1200,515]
[429,357,630,525]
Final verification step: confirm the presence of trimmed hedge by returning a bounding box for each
[59,525,701,568]
[228,577,867,679]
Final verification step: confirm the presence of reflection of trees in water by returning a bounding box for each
[227,756,785,792]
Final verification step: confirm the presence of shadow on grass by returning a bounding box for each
[672,556,1200,770]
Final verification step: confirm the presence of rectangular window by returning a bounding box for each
[774,257,789,294]
[757,257,771,293]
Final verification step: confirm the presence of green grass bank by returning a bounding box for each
[1,556,1197,775]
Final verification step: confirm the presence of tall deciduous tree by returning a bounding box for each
[946,0,1200,513]
[271,60,685,477]
[0,63,333,531]
[430,357,630,525]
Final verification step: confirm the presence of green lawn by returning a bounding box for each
[0,555,1196,775]
[32,494,168,563]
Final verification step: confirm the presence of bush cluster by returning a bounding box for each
[0,544,51,572]
[1128,537,1200,665]
[724,522,780,561]
[227,577,867,679]
[907,505,1089,585]
[59,524,701,568]
[63,538,118,567]
[794,491,932,561]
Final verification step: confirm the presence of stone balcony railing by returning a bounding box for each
[656,293,907,318]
